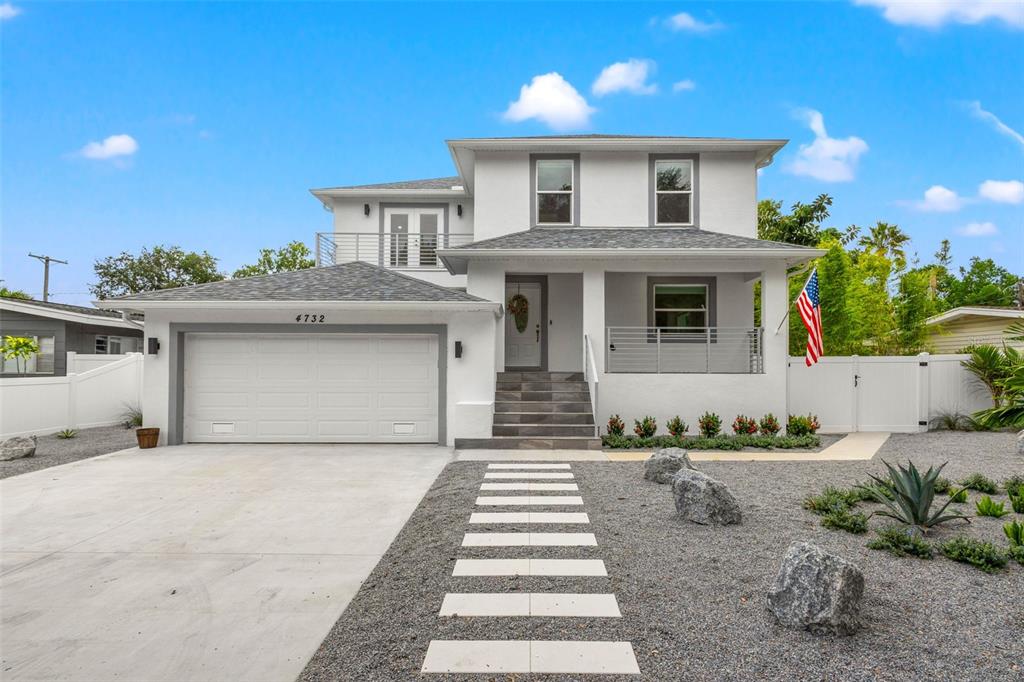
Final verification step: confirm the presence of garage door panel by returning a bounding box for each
[185,332,439,443]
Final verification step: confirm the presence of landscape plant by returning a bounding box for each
[633,416,657,438]
[1,335,40,374]
[959,473,998,494]
[866,526,934,559]
[601,433,819,451]
[56,429,77,439]
[939,536,1008,573]
[975,496,1010,518]
[1004,474,1024,493]
[697,412,722,438]
[932,477,952,494]
[1004,520,1024,548]
[948,488,969,503]
[666,416,688,437]
[1009,486,1024,514]
[965,345,1024,429]
[731,415,758,436]
[821,508,868,534]
[606,414,625,437]
[803,486,861,515]
[122,404,143,429]
[758,413,781,436]
[857,460,969,536]
[787,414,820,436]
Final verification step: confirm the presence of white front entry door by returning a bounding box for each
[383,208,443,268]
[184,333,439,443]
[505,282,543,369]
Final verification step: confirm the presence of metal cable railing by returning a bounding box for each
[315,232,474,269]
[606,327,764,374]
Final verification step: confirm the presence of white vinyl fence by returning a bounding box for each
[66,352,133,374]
[0,353,143,438]
[788,353,993,433]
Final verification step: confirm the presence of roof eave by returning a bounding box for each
[0,299,141,329]
[925,306,1024,326]
[310,188,468,201]
[97,299,500,313]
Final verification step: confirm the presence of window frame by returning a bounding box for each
[651,283,708,329]
[0,334,56,375]
[646,276,717,333]
[530,154,580,227]
[649,154,699,227]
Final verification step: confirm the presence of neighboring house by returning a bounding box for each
[106,135,823,447]
[925,306,1024,353]
[0,296,144,377]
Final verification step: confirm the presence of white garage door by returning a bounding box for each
[184,333,439,443]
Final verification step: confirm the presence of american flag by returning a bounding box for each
[796,268,823,367]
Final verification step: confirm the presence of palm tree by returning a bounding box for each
[858,222,911,269]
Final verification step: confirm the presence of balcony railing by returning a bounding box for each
[606,327,764,374]
[315,232,474,269]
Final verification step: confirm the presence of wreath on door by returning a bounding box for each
[507,292,530,333]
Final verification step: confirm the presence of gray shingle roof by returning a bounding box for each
[313,176,463,192]
[444,228,814,251]
[109,261,486,303]
[0,295,143,320]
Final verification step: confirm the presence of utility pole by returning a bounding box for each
[28,253,68,302]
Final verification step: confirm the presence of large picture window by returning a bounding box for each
[536,158,574,224]
[652,283,707,328]
[1,335,55,374]
[654,159,693,225]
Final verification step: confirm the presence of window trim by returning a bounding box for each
[652,283,708,328]
[530,154,580,227]
[649,154,699,227]
[646,276,716,330]
[0,333,56,375]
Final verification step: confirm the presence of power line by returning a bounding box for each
[27,253,68,302]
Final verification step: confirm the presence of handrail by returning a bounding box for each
[315,231,474,269]
[584,333,600,437]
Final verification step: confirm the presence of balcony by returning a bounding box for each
[606,327,764,374]
[315,232,474,270]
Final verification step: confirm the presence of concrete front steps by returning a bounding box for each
[455,371,602,450]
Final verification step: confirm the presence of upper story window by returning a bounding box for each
[654,159,693,225]
[536,159,574,224]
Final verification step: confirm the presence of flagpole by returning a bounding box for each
[774,267,817,335]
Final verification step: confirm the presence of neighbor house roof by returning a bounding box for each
[102,261,497,311]
[0,295,144,329]
[437,228,824,274]
[926,305,1024,326]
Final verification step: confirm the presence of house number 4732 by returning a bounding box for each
[295,314,326,323]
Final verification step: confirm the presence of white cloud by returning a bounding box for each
[665,12,724,32]
[0,3,21,20]
[785,109,869,182]
[908,185,965,212]
[672,79,697,92]
[965,101,1024,149]
[78,134,139,160]
[503,73,595,131]
[854,0,1024,29]
[978,179,1024,204]
[592,59,658,97]
[956,221,999,237]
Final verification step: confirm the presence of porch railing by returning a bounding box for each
[315,232,474,269]
[606,327,764,374]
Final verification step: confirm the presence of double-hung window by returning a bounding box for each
[0,335,55,374]
[536,159,574,224]
[654,159,693,225]
[652,284,707,329]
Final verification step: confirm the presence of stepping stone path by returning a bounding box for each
[421,462,641,675]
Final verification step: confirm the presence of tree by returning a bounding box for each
[1,336,40,374]
[941,257,1019,308]
[757,194,833,246]
[857,221,911,270]
[90,245,224,299]
[0,287,31,300]
[894,269,934,354]
[232,241,315,279]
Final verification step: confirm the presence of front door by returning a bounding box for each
[383,208,443,268]
[505,281,544,369]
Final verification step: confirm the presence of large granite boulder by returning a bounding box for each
[766,541,864,636]
[644,447,696,484]
[671,469,742,525]
[0,435,37,461]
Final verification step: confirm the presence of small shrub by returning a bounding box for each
[803,487,858,515]
[121,404,143,429]
[1010,489,1024,514]
[1011,545,1024,566]
[666,416,688,437]
[758,413,781,436]
[959,473,998,494]
[731,415,758,436]
[949,488,968,503]
[56,429,77,439]
[606,414,625,437]
[976,495,1010,518]
[1004,520,1024,547]
[929,412,977,431]
[821,509,869,534]
[933,477,952,494]
[939,536,1008,573]
[1003,474,1024,494]
[697,412,722,438]
[633,416,657,438]
[867,526,934,559]
[787,414,820,436]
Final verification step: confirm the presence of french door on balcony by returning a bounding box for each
[383,207,443,268]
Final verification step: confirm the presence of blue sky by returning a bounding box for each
[2,1,1021,305]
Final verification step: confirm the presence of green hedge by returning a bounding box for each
[601,433,820,450]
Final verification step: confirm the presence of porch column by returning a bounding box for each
[761,262,790,418]
[466,261,506,371]
[582,267,606,375]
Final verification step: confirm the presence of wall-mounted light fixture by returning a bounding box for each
[363,203,371,216]
[457,204,463,217]
[454,341,463,358]
[147,337,160,355]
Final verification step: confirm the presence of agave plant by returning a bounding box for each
[857,460,969,537]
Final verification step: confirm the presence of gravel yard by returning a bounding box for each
[0,425,137,479]
[301,431,1022,681]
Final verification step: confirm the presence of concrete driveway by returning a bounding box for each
[0,444,452,682]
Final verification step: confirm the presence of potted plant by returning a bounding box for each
[136,427,160,449]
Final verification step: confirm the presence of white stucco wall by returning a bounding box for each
[700,152,757,238]
[604,272,754,328]
[140,307,496,447]
[579,152,648,227]
[472,151,530,239]
[547,273,583,372]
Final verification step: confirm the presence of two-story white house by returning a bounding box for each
[109,135,823,448]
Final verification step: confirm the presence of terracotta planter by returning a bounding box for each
[136,427,160,449]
